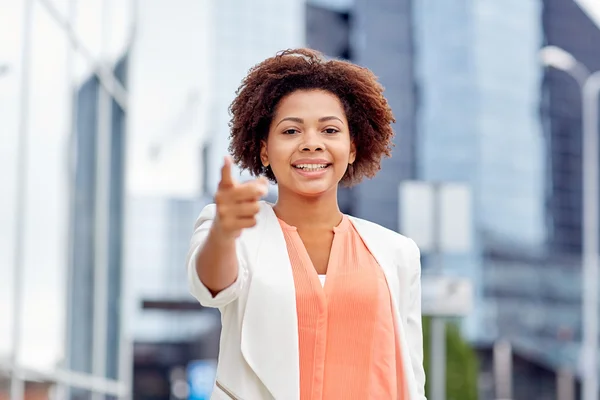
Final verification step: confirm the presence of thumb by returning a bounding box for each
[220,156,235,187]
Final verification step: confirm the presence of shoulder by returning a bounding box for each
[348,215,420,259]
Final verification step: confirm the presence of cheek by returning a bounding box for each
[266,138,293,167]
[334,144,353,163]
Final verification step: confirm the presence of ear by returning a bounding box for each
[348,140,356,165]
[260,140,269,167]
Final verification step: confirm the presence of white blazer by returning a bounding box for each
[187,202,426,400]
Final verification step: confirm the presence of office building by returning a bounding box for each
[413,0,546,342]
[542,0,600,256]
[67,53,129,387]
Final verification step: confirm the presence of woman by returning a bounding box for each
[186,48,425,400]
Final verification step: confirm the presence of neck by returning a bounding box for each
[273,186,342,230]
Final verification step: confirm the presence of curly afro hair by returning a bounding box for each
[228,48,395,186]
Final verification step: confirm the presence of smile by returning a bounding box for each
[293,163,330,171]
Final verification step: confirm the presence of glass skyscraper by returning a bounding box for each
[413,0,545,342]
[67,52,129,393]
[542,0,600,256]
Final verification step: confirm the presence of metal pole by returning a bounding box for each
[557,368,575,400]
[117,2,139,398]
[581,72,600,400]
[10,0,35,399]
[493,339,513,400]
[91,0,112,398]
[58,1,79,399]
[430,317,446,400]
[429,183,446,400]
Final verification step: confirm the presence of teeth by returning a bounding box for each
[295,164,328,170]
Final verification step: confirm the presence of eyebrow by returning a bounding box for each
[275,116,344,127]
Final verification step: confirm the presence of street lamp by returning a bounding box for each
[540,45,600,400]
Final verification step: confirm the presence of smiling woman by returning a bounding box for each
[186,48,426,400]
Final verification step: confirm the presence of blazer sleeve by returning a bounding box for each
[186,203,249,308]
[406,238,426,399]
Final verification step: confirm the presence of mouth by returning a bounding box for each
[292,163,331,172]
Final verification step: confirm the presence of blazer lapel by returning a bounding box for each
[349,217,419,399]
[240,202,300,400]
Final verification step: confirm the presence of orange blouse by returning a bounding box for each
[278,215,408,399]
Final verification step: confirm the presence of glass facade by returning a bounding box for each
[68,53,128,383]
[413,0,545,341]
[0,1,135,398]
[542,0,600,255]
[474,1,545,248]
[414,0,545,248]
[349,0,418,231]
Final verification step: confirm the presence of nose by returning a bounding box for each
[299,130,325,152]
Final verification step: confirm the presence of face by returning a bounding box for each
[260,89,356,197]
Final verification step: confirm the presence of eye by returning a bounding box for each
[283,128,299,135]
[324,128,339,134]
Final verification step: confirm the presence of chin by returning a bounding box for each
[292,182,337,198]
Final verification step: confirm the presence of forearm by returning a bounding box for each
[195,226,239,296]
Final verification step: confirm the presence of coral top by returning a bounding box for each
[278,215,408,400]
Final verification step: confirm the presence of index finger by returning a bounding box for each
[220,156,235,187]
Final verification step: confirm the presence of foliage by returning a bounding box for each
[422,317,479,400]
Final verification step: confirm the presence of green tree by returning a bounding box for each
[422,317,479,400]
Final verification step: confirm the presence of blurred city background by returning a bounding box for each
[1,0,600,399]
